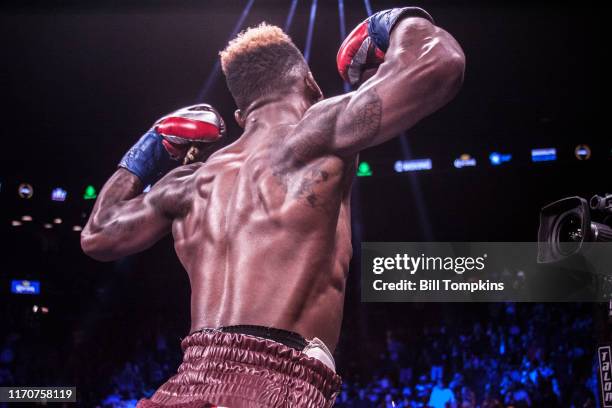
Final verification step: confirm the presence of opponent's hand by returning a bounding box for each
[336,7,434,86]
[118,104,226,186]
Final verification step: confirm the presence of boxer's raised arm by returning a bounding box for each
[81,103,224,261]
[333,13,465,157]
[81,164,197,262]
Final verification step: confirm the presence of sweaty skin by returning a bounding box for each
[82,17,465,351]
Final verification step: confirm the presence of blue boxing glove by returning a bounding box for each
[118,104,226,187]
[337,7,434,85]
[118,129,175,187]
[368,7,434,53]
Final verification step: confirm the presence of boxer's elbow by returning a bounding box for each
[402,44,464,110]
[429,28,465,99]
[395,27,465,102]
[434,49,465,101]
[80,230,118,262]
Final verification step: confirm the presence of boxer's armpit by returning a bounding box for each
[280,90,383,167]
[283,100,341,166]
[270,101,338,207]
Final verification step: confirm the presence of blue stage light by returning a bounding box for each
[489,152,512,166]
[11,280,40,295]
[394,159,432,173]
[531,148,556,162]
[51,187,67,202]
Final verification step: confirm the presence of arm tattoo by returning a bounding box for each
[350,87,382,141]
[270,92,381,209]
[271,105,338,209]
[273,161,331,209]
[289,104,339,164]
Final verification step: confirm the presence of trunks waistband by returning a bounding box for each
[191,324,308,351]
[145,329,342,406]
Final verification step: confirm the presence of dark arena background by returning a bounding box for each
[0,0,607,407]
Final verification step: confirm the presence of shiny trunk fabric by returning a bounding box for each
[136,330,342,407]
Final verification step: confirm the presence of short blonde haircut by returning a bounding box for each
[219,23,308,110]
[220,23,292,74]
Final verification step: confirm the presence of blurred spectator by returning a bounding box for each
[428,379,455,408]
[0,303,598,407]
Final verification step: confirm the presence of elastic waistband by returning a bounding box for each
[191,324,308,351]
[176,330,342,402]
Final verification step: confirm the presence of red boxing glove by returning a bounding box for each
[336,21,385,86]
[337,7,434,86]
[155,104,226,160]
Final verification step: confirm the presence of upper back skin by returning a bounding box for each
[171,116,355,351]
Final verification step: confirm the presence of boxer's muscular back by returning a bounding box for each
[82,17,463,354]
[173,98,356,351]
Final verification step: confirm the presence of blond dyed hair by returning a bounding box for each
[219,23,308,110]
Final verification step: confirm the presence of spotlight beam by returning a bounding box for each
[284,0,299,33]
[303,0,318,63]
[338,0,351,93]
[399,133,435,240]
[363,0,373,16]
[195,0,256,102]
[357,2,430,239]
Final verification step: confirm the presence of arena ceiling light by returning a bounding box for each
[17,183,33,199]
[531,148,557,162]
[11,280,40,295]
[394,159,432,173]
[357,162,372,177]
[454,154,477,169]
[489,152,512,166]
[83,185,97,200]
[51,187,68,202]
[575,144,591,160]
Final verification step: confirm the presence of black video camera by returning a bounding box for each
[538,194,612,263]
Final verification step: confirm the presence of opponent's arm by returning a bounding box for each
[81,164,197,262]
[333,8,465,157]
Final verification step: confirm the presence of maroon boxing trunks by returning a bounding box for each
[136,328,341,408]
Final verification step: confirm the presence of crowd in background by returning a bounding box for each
[0,302,600,407]
[334,303,598,407]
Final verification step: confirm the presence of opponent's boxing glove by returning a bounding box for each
[336,7,434,86]
[118,104,225,186]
